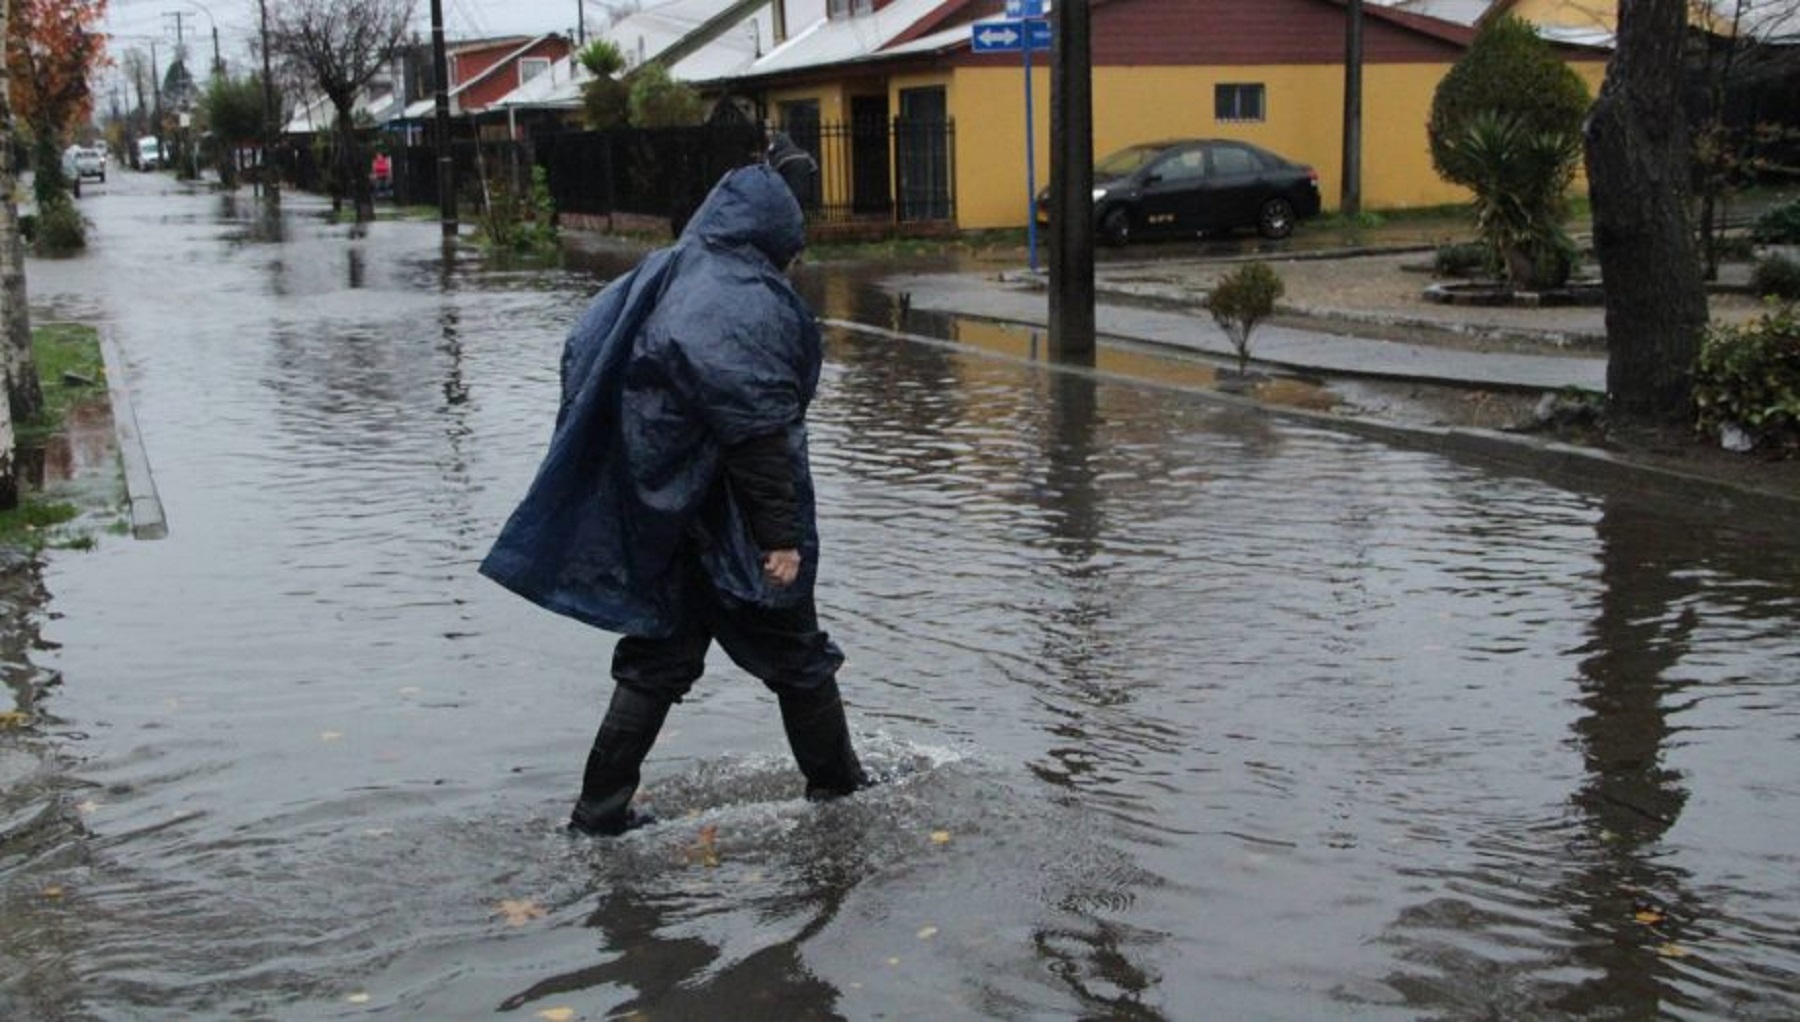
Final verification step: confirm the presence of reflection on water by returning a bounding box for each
[5,183,1799,1019]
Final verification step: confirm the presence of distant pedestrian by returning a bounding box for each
[370,151,392,198]
[766,130,818,211]
[481,163,867,836]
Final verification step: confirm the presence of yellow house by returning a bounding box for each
[707,0,1609,231]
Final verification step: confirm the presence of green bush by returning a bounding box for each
[1751,254,1800,301]
[31,197,86,256]
[1751,199,1800,244]
[1694,305,1800,451]
[1209,261,1285,375]
[1428,15,1591,184]
[1428,17,1588,290]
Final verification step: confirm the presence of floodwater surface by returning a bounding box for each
[3,174,1798,1019]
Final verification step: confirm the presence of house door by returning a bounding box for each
[850,96,892,217]
[896,86,950,221]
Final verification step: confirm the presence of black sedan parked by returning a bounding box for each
[1037,139,1323,245]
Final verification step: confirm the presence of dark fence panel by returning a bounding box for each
[376,118,955,234]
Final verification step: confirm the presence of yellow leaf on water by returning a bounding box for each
[42,885,64,899]
[345,992,371,1004]
[684,824,721,868]
[887,956,901,966]
[75,800,101,815]
[917,926,939,940]
[496,899,546,926]
[929,830,951,845]
[1655,943,1691,959]
[1634,910,1665,926]
[0,710,28,729]
[536,1008,576,1021]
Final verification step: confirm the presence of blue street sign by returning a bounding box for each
[970,18,1052,52]
[1004,0,1046,17]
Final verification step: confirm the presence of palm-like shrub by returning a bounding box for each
[1429,14,1589,290]
[1434,110,1581,289]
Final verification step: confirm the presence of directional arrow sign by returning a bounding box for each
[971,18,1052,51]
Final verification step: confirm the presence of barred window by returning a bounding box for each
[1214,83,1266,122]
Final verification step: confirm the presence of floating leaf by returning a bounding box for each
[345,992,371,1004]
[1655,943,1691,959]
[887,956,901,966]
[319,731,344,742]
[75,800,101,815]
[496,899,546,926]
[0,710,28,729]
[929,830,951,845]
[42,885,64,899]
[536,1008,576,1021]
[1634,909,1665,926]
[685,824,720,868]
[917,926,938,940]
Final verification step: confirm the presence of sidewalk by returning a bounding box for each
[885,247,1771,394]
[870,245,1799,512]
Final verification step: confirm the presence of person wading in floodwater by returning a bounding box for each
[480,162,868,836]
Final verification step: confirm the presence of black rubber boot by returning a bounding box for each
[778,682,869,801]
[569,686,671,836]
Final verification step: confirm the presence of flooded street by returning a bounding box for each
[5,173,1799,1019]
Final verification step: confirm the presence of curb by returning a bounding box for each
[98,328,167,540]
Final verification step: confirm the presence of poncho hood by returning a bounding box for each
[681,161,806,269]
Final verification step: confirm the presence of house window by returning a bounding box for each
[1214,83,1265,122]
[519,57,551,85]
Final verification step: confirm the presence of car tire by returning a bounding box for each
[1099,206,1131,247]
[1257,197,1295,239]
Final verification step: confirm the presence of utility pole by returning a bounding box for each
[258,0,279,201]
[1047,0,1094,357]
[1340,0,1364,216]
[577,0,587,44]
[431,0,457,238]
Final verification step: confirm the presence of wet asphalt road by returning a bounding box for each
[3,169,1798,1019]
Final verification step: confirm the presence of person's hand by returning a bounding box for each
[763,549,801,588]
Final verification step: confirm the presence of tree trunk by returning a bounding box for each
[334,102,374,223]
[1583,0,1710,427]
[0,4,24,509]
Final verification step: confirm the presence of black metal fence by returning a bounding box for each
[340,118,956,233]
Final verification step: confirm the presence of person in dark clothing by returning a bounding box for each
[766,130,818,212]
[480,163,867,836]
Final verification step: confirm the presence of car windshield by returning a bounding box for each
[1095,145,1164,179]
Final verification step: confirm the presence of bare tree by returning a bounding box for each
[270,0,415,221]
[1688,0,1800,278]
[0,3,24,508]
[1584,0,1711,429]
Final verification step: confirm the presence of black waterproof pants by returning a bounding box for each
[610,568,845,703]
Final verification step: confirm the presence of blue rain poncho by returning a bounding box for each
[480,164,823,637]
